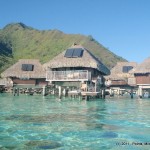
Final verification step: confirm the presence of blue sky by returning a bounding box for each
[0,0,150,63]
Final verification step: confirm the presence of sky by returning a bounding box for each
[0,0,150,63]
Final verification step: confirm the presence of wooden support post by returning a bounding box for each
[148,89,150,98]
[52,88,55,95]
[117,88,120,96]
[13,88,16,96]
[87,96,89,101]
[95,80,97,92]
[109,88,112,96]
[102,89,104,98]
[130,88,133,99]
[102,89,105,99]
[137,88,139,97]
[99,89,102,98]
[86,82,88,92]
[17,88,19,96]
[79,94,81,100]
[58,86,62,99]
[138,87,143,99]
[120,90,123,96]
[109,88,114,97]
[42,86,46,96]
[63,88,66,97]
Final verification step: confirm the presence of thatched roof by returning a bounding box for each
[1,59,46,78]
[43,44,110,75]
[106,62,137,80]
[132,57,150,74]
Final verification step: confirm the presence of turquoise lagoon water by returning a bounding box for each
[0,94,150,150]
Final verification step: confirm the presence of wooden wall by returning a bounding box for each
[111,80,127,86]
[135,75,150,84]
[13,79,36,85]
[12,78,47,86]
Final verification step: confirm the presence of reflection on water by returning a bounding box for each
[0,93,150,149]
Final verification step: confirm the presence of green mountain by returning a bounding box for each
[0,23,126,74]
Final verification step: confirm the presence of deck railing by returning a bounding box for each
[46,70,91,81]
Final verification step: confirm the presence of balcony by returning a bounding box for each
[46,70,91,81]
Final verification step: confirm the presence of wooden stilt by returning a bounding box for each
[13,88,16,96]
[42,86,46,96]
[95,80,97,92]
[100,89,102,98]
[138,87,143,98]
[58,86,62,99]
[130,88,133,99]
[102,89,105,99]
[17,88,19,96]
[52,88,55,95]
[117,88,120,96]
[109,88,114,97]
[148,89,150,98]
[63,88,66,97]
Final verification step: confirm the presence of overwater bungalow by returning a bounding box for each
[43,44,110,99]
[105,62,137,97]
[132,57,150,98]
[1,59,47,95]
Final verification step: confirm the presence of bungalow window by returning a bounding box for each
[22,64,34,71]
[122,66,133,73]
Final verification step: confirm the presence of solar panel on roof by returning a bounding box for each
[64,48,83,58]
[128,66,133,71]
[22,64,28,71]
[123,66,128,73]
[64,49,74,57]
[22,64,34,71]
[72,48,83,57]
[27,64,34,71]
[122,66,133,73]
